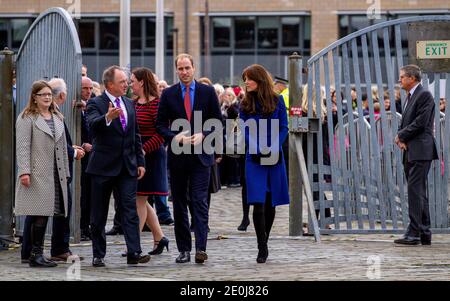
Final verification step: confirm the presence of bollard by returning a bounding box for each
[0,48,15,241]
[288,53,303,236]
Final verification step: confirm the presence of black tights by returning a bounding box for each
[30,216,48,228]
[252,192,276,246]
[240,156,250,221]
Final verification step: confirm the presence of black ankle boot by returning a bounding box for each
[256,244,268,263]
[237,218,250,231]
[29,223,57,268]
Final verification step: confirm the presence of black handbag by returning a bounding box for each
[209,162,221,193]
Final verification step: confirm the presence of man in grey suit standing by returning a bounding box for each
[394,64,438,245]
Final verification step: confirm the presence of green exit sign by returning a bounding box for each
[416,40,450,59]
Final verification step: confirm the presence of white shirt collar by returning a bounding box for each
[104,89,128,122]
[105,89,121,103]
[408,82,420,97]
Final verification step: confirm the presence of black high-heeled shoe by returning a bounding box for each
[148,237,169,255]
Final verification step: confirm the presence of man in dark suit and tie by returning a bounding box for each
[394,64,438,245]
[79,76,94,241]
[86,65,150,266]
[156,53,222,264]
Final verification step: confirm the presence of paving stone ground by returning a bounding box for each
[1,186,450,281]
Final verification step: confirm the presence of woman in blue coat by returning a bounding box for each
[239,64,290,263]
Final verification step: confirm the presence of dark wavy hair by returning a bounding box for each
[131,67,159,102]
[240,64,277,115]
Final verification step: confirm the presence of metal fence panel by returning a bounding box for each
[306,15,450,234]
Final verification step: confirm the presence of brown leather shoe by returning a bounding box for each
[50,252,84,262]
[195,251,208,264]
[127,254,151,265]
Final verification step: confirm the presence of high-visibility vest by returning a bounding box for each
[280,88,290,119]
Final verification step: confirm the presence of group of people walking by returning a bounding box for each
[14,50,436,269]
[14,53,291,267]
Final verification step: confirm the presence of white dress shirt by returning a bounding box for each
[104,89,128,126]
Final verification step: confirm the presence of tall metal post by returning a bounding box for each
[0,48,15,242]
[156,0,165,80]
[184,0,189,53]
[203,0,211,79]
[119,0,131,70]
[171,28,179,84]
[288,53,303,236]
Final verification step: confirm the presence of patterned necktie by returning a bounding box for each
[184,85,192,121]
[403,93,411,112]
[114,98,127,130]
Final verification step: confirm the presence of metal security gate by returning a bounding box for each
[15,7,82,241]
[304,15,450,234]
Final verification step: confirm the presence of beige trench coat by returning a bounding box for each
[14,112,70,217]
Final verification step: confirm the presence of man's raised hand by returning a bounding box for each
[106,102,122,123]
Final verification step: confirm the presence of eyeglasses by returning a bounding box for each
[35,93,53,98]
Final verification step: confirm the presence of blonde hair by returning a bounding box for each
[198,77,213,86]
[92,81,102,96]
[301,84,327,121]
[371,84,379,101]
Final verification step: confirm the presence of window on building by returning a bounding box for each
[145,18,156,48]
[304,16,311,50]
[166,17,174,50]
[258,17,278,49]
[339,14,390,57]
[99,18,119,50]
[282,17,299,47]
[0,20,7,49]
[235,17,255,49]
[75,16,173,82]
[11,19,31,49]
[131,17,142,50]
[78,20,95,48]
[202,15,310,83]
[339,15,389,37]
[213,17,231,48]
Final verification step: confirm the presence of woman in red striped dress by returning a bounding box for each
[130,67,169,255]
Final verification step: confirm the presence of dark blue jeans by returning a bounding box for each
[149,195,172,222]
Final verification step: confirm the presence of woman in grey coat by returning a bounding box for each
[15,80,70,267]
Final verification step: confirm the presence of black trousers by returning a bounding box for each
[111,189,123,231]
[170,156,210,252]
[404,160,432,239]
[80,155,91,232]
[90,169,141,258]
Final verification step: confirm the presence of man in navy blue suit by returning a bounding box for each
[86,66,149,267]
[157,53,222,264]
[79,76,94,241]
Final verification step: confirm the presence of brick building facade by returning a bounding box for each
[1,0,449,82]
